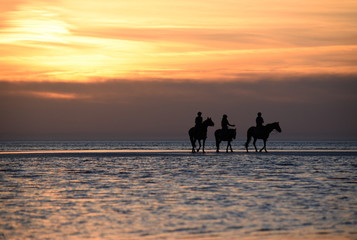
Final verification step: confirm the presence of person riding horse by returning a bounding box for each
[245,122,281,152]
[221,114,235,135]
[245,112,281,152]
[214,114,236,152]
[189,116,214,153]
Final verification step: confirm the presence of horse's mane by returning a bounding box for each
[265,122,277,127]
[264,122,281,133]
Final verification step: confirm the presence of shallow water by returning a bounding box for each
[0,141,356,240]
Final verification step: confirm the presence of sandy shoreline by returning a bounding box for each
[1,149,356,158]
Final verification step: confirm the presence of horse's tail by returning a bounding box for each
[215,129,221,152]
[189,128,196,150]
[245,127,253,151]
[189,128,194,143]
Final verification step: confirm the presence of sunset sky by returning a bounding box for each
[1,0,356,140]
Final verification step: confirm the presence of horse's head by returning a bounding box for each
[274,122,282,132]
[204,117,215,127]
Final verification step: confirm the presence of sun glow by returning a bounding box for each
[0,3,157,81]
[0,5,70,44]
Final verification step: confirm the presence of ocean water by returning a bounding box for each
[0,141,356,240]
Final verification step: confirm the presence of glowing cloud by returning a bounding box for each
[0,0,356,82]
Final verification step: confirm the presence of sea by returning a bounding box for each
[0,140,356,240]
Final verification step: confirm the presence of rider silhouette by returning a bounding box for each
[221,114,235,133]
[195,112,203,132]
[256,112,264,132]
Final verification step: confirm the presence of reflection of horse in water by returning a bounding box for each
[215,129,236,152]
[245,122,281,152]
[189,118,214,153]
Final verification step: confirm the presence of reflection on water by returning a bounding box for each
[0,142,356,240]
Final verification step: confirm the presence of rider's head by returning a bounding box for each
[258,112,262,116]
[223,114,227,118]
[197,112,202,116]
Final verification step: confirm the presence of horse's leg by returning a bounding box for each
[216,139,220,152]
[253,138,258,152]
[260,139,267,152]
[226,141,232,153]
[197,139,201,152]
[245,133,251,152]
[202,139,206,153]
[190,135,196,153]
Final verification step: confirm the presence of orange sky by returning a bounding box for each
[1,0,356,82]
[1,0,357,140]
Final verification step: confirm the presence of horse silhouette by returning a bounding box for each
[215,129,236,152]
[245,122,281,152]
[189,117,214,153]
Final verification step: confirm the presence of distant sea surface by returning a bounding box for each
[0,141,356,240]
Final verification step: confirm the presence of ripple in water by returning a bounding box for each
[0,141,356,240]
